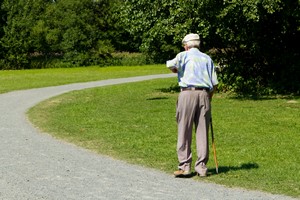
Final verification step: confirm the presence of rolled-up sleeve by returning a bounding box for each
[211,61,219,86]
[212,70,218,86]
[166,55,179,70]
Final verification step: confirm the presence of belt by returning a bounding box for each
[181,87,209,92]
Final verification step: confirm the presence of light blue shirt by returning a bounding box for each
[166,48,218,91]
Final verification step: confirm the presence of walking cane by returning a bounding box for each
[210,117,219,174]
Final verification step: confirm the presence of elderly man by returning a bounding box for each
[166,33,218,177]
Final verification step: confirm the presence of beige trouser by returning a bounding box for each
[176,90,211,173]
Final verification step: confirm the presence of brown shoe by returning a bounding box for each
[196,164,208,177]
[197,172,207,177]
[196,168,208,177]
[174,169,191,177]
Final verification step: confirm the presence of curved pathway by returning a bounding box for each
[0,74,297,200]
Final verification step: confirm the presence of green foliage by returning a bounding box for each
[104,52,149,67]
[1,0,47,69]
[213,0,300,95]
[45,0,109,53]
[119,0,215,63]
[0,0,299,94]
[0,2,5,60]
[119,0,300,95]
[0,0,118,69]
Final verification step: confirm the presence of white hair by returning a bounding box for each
[186,40,200,48]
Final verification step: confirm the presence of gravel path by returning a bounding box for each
[0,74,297,200]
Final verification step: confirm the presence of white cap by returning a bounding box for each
[182,33,200,44]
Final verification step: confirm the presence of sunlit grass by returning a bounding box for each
[0,65,167,94]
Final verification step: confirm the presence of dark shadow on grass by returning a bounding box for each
[146,97,169,100]
[157,84,180,93]
[228,95,300,101]
[174,163,259,178]
[208,162,259,175]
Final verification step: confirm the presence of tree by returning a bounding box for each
[119,0,234,63]
[1,0,117,69]
[119,0,300,94]
[213,0,300,94]
[1,0,49,69]
[36,0,116,66]
[0,0,6,61]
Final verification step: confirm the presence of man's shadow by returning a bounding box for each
[179,162,259,178]
[207,162,259,176]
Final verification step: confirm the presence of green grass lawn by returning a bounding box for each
[27,76,300,198]
[0,65,167,94]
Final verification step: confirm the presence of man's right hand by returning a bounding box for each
[171,68,178,73]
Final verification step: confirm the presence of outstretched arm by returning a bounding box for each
[166,56,179,73]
